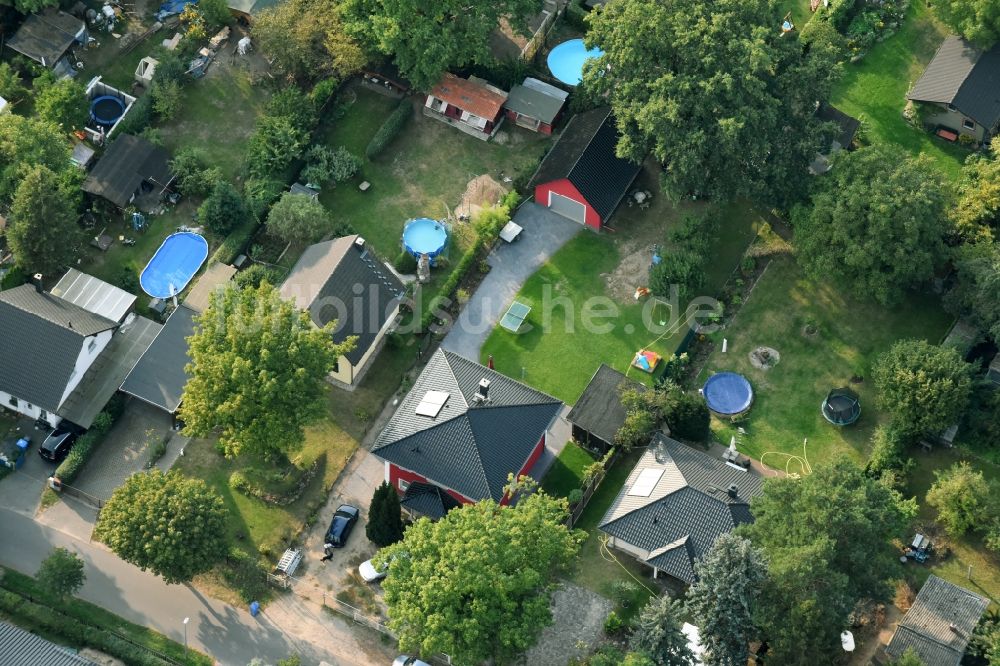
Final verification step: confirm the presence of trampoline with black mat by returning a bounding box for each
[822,387,861,426]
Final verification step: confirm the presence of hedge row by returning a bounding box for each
[211,217,258,265]
[366,100,412,159]
[0,587,210,666]
[54,394,125,483]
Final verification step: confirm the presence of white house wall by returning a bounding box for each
[58,328,113,407]
[1,390,61,428]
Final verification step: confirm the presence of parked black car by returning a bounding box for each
[324,504,360,548]
[38,428,78,462]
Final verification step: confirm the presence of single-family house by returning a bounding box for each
[884,575,988,665]
[528,106,641,229]
[566,363,646,454]
[809,103,860,175]
[6,9,87,77]
[121,262,236,415]
[0,272,159,429]
[0,620,98,665]
[82,134,173,209]
[372,349,563,518]
[503,77,567,134]
[424,73,507,141]
[279,236,404,389]
[599,433,764,584]
[907,35,1000,144]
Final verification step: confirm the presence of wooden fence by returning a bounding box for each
[565,447,621,529]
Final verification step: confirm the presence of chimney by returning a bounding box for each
[354,236,366,251]
[727,484,738,499]
[477,378,490,401]
[949,623,963,637]
[32,273,43,293]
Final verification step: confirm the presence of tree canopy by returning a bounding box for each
[180,282,352,459]
[952,137,1000,241]
[199,181,248,234]
[583,0,841,206]
[375,491,583,664]
[366,481,405,547]
[936,0,1000,47]
[7,165,80,275]
[36,547,86,600]
[34,77,89,131]
[926,462,994,537]
[629,594,696,666]
[0,114,73,203]
[872,339,973,437]
[344,0,541,90]
[686,534,767,666]
[265,192,331,243]
[792,145,950,305]
[94,470,228,584]
[252,0,365,80]
[948,240,1000,347]
[742,459,915,664]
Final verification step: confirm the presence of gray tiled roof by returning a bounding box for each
[0,284,117,412]
[599,434,764,583]
[886,575,988,666]
[504,80,567,124]
[0,621,97,665]
[566,364,645,446]
[400,481,462,519]
[372,349,562,502]
[908,36,1000,129]
[280,236,403,366]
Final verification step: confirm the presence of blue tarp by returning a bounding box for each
[156,0,195,19]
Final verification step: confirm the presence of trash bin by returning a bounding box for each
[249,601,260,617]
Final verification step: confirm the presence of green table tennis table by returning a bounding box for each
[500,301,531,333]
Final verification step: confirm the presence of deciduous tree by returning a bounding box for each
[0,114,73,203]
[345,0,541,90]
[245,114,308,179]
[7,165,80,275]
[872,339,973,437]
[936,0,1000,47]
[265,192,331,243]
[948,241,1000,343]
[630,594,695,665]
[792,145,950,305]
[94,470,228,584]
[583,0,841,206]
[375,492,583,664]
[34,77,88,131]
[36,547,86,600]
[180,282,352,459]
[253,0,365,80]
[686,534,767,666]
[198,181,248,234]
[952,138,1000,241]
[0,63,26,104]
[926,462,992,536]
[366,481,405,547]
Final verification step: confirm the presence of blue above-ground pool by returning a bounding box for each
[403,218,448,263]
[547,39,604,86]
[140,232,209,299]
[703,372,754,416]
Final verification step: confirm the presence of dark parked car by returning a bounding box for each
[324,504,360,548]
[38,428,78,462]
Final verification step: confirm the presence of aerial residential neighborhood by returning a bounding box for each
[0,0,998,664]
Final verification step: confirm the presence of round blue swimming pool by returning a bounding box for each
[140,232,209,299]
[547,39,604,86]
[703,372,754,416]
[403,218,448,261]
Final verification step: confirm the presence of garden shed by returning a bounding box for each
[566,363,645,454]
[503,77,567,134]
[82,134,173,209]
[6,8,86,76]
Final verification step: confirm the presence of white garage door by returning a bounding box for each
[548,191,587,224]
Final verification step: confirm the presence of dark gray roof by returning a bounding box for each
[0,284,117,412]
[0,621,97,666]
[886,575,988,666]
[908,36,1000,129]
[6,9,84,67]
[120,304,196,413]
[528,107,641,220]
[280,236,404,366]
[599,434,764,583]
[82,135,173,208]
[566,364,645,445]
[816,103,860,151]
[372,349,562,502]
[504,80,567,125]
[400,481,462,519]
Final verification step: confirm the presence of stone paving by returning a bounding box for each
[520,582,614,666]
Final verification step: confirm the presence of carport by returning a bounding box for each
[120,305,196,413]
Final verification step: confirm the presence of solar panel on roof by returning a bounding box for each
[415,390,450,417]
[627,468,664,497]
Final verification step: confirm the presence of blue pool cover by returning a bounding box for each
[403,218,448,260]
[140,232,209,299]
[703,372,754,415]
[547,39,604,86]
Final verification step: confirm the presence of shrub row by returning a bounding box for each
[211,217,257,265]
[54,395,125,483]
[366,100,412,159]
[564,0,589,32]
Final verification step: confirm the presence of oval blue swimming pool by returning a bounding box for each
[547,39,604,86]
[140,232,209,299]
[702,372,754,416]
[403,218,448,261]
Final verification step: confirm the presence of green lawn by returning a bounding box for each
[702,256,953,468]
[481,198,760,404]
[831,0,967,181]
[541,442,596,498]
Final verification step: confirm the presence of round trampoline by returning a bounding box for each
[403,218,448,262]
[547,39,604,86]
[822,387,861,426]
[703,372,754,416]
[90,95,126,127]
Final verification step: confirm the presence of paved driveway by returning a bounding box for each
[442,203,580,360]
[0,417,61,516]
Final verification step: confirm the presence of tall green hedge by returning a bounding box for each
[53,397,124,483]
[366,100,412,159]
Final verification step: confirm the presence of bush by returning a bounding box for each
[565,1,588,31]
[234,263,281,289]
[54,405,119,483]
[665,390,710,441]
[211,219,258,265]
[229,470,250,493]
[603,610,626,635]
[366,100,412,159]
[170,147,222,198]
[223,549,270,603]
[610,580,641,607]
[394,250,418,274]
[113,93,153,136]
[265,87,318,133]
[301,144,361,184]
[309,77,340,109]
[243,177,284,220]
[567,488,583,505]
[198,181,248,234]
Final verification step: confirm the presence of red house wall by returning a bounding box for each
[533,178,601,230]
[500,434,546,506]
[504,109,555,135]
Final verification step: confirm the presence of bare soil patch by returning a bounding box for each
[456,174,508,219]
